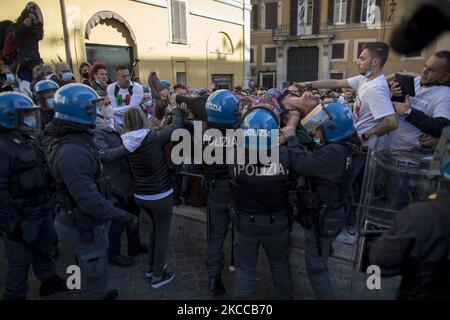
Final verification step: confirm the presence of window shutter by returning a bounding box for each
[172,0,180,42]
[265,2,278,30]
[327,0,334,25]
[179,1,187,43]
[312,0,321,34]
[252,4,259,30]
[346,0,352,23]
[290,0,298,35]
[353,0,362,23]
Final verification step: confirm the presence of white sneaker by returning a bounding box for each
[335,229,357,245]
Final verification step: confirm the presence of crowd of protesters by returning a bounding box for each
[0,3,449,301]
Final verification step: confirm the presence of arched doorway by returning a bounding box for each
[84,11,137,81]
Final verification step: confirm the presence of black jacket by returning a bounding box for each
[126,108,183,195]
[94,126,132,200]
[49,130,132,231]
[0,130,53,225]
[286,135,353,208]
[370,190,450,299]
[406,108,450,137]
[13,22,43,70]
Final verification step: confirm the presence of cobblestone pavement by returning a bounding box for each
[0,206,400,300]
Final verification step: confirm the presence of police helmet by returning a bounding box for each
[205,89,239,126]
[0,92,39,129]
[240,106,279,151]
[34,80,59,94]
[302,103,355,143]
[53,83,101,125]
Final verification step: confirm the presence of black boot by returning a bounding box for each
[108,254,134,268]
[39,275,69,297]
[208,276,225,295]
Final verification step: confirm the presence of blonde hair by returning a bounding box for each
[123,107,149,132]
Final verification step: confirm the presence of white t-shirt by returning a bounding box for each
[347,74,395,147]
[386,77,450,150]
[107,81,144,125]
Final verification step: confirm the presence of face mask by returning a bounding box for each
[313,136,321,145]
[22,115,37,130]
[46,98,55,109]
[5,73,15,85]
[360,69,373,78]
[61,72,74,83]
[82,72,89,79]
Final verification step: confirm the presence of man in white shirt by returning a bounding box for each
[107,65,143,126]
[296,42,398,244]
[388,51,450,150]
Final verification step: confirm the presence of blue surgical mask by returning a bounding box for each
[360,68,373,78]
[22,115,37,130]
[46,98,55,109]
[313,136,321,145]
[5,73,15,85]
[61,72,74,83]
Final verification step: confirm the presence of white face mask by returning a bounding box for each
[5,73,15,85]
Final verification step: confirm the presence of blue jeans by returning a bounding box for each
[345,153,367,229]
[108,198,142,258]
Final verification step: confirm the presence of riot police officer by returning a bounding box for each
[281,103,358,299]
[33,79,59,131]
[232,106,295,299]
[370,127,450,300]
[0,92,67,300]
[203,89,240,294]
[48,84,137,300]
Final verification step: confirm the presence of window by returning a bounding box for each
[252,3,259,30]
[176,72,186,86]
[332,43,345,60]
[264,47,277,63]
[171,0,187,43]
[330,72,344,79]
[265,2,278,30]
[260,72,276,88]
[333,0,347,24]
[86,44,133,81]
[212,74,233,90]
[250,47,255,64]
[357,41,372,57]
[402,50,425,60]
[361,0,376,23]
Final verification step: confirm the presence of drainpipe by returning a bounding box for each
[59,0,73,69]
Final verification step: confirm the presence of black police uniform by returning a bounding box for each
[370,189,450,300]
[49,127,134,299]
[231,146,293,299]
[0,130,60,300]
[286,134,353,299]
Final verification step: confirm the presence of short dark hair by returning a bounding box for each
[435,51,450,73]
[362,42,390,68]
[90,62,107,80]
[116,65,129,72]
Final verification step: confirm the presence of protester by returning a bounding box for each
[79,62,92,86]
[50,62,75,87]
[107,65,143,126]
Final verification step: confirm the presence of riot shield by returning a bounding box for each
[354,137,442,273]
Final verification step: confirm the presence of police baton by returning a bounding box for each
[228,208,236,272]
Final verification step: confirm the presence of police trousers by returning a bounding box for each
[305,207,346,300]
[206,178,232,278]
[3,213,57,300]
[233,212,293,300]
[54,211,109,300]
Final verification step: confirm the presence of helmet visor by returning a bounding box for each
[301,104,330,133]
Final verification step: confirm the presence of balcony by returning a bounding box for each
[272,25,333,42]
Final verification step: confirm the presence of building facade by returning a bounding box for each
[250,0,450,88]
[0,0,252,89]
